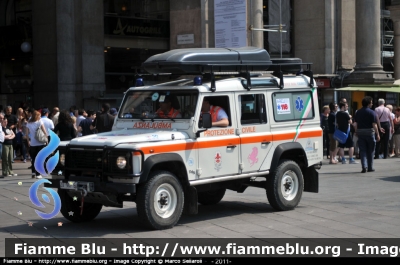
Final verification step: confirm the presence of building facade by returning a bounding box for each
[0,0,398,112]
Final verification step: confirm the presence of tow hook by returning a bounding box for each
[79,188,87,215]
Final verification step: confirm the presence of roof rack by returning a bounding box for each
[142,47,313,91]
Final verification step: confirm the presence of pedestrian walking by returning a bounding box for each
[374,99,394,159]
[40,108,54,143]
[328,102,339,164]
[4,106,18,162]
[75,109,86,137]
[25,110,48,179]
[353,96,380,173]
[51,107,60,126]
[393,107,400,157]
[320,105,330,159]
[2,117,17,177]
[386,104,396,157]
[336,102,358,164]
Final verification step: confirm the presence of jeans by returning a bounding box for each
[358,134,376,171]
[0,143,2,160]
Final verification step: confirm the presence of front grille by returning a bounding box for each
[67,149,103,170]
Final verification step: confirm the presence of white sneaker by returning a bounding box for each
[23,159,26,163]
[8,174,18,177]
[35,175,42,179]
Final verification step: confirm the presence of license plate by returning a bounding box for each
[60,181,94,192]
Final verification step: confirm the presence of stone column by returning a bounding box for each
[250,0,263,48]
[389,5,400,81]
[353,0,384,72]
[32,0,105,110]
[344,0,393,85]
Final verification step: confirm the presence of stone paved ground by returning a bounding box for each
[1,156,399,257]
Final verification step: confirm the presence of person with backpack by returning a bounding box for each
[336,102,358,164]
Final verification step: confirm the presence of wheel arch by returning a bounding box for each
[270,142,308,174]
[140,153,189,186]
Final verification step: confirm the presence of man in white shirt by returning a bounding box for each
[374,99,394,159]
[40,108,54,142]
[75,109,86,137]
[51,107,60,126]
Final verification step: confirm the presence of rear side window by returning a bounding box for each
[239,94,267,125]
[272,91,314,122]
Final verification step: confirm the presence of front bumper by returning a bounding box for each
[44,176,136,194]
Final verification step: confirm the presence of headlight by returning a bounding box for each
[116,156,127,169]
[60,154,65,166]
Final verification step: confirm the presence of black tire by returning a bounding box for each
[58,189,103,222]
[198,188,226,205]
[136,171,184,230]
[266,159,304,211]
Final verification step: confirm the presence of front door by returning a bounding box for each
[197,95,240,178]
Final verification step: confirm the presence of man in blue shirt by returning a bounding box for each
[353,96,380,173]
[78,110,96,136]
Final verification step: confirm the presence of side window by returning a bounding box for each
[240,94,267,125]
[272,91,314,122]
[201,96,231,126]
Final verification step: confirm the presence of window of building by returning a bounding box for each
[262,0,294,57]
[104,0,169,19]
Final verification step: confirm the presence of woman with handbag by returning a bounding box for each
[25,110,48,179]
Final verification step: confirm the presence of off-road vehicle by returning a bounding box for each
[45,47,322,230]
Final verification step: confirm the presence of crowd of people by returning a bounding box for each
[321,96,400,173]
[0,103,117,179]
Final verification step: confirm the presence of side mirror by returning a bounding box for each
[201,113,212,128]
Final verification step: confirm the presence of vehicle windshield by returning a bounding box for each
[119,90,199,120]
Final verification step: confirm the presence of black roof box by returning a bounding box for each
[142,47,272,75]
[269,58,303,73]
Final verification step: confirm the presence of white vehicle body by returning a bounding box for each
[46,47,322,230]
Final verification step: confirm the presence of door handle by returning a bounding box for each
[227,145,237,149]
[261,141,271,145]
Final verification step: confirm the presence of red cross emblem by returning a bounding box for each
[215,152,222,163]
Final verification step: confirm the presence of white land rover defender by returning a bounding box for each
[45,47,322,230]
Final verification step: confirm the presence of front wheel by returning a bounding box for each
[58,189,103,222]
[136,171,184,230]
[266,159,304,211]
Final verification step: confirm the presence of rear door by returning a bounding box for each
[235,92,273,173]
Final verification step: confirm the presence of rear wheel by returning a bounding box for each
[198,188,226,205]
[58,189,103,222]
[266,159,303,211]
[136,171,184,230]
